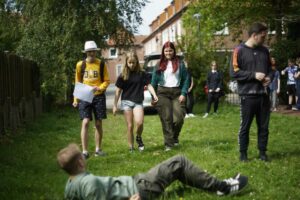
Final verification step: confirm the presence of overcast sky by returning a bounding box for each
[137,0,173,35]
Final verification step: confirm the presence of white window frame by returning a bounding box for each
[116,64,122,77]
[109,48,118,58]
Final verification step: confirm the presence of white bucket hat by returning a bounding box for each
[82,41,100,53]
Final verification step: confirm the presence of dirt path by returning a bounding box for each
[274,105,300,116]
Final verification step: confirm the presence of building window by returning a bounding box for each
[116,64,122,76]
[162,29,169,44]
[109,48,118,58]
[177,20,182,38]
[170,24,176,42]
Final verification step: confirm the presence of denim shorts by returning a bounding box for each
[121,100,143,111]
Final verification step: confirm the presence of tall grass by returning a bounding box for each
[0,103,299,199]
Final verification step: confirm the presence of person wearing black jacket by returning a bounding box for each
[230,23,274,162]
[203,61,223,118]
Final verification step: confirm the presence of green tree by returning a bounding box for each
[182,0,300,97]
[0,0,22,51]
[15,0,148,103]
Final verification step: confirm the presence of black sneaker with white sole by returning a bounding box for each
[82,152,90,160]
[217,173,248,196]
[95,150,107,157]
[136,136,145,151]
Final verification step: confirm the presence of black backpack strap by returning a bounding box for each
[81,59,104,82]
[100,59,105,82]
[80,60,86,82]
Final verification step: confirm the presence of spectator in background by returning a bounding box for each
[269,57,280,112]
[281,58,298,110]
[185,66,195,118]
[292,57,300,110]
[203,60,223,118]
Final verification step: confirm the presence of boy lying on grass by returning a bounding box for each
[57,143,248,200]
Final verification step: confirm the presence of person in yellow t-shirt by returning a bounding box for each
[72,41,110,159]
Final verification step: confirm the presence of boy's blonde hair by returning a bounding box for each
[121,51,142,80]
[57,144,82,175]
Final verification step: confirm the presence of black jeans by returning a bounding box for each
[134,155,223,200]
[238,95,270,152]
[206,92,220,113]
[186,92,194,114]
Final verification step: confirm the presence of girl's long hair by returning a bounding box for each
[158,41,179,73]
[121,51,142,80]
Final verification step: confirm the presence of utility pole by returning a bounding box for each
[193,13,201,52]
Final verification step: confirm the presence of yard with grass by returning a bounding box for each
[0,103,299,200]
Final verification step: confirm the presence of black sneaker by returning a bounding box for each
[217,173,248,196]
[82,152,90,160]
[136,136,145,151]
[259,151,268,161]
[240,151,248,162]
[95,150,107,157]
[129,147,134,153]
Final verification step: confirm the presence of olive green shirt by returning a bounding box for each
[65,172,139,200]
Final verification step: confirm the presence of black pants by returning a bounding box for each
[206,92,220,113]
[186,92,194,114]
[134,155,224,200]
[238,95,270,152]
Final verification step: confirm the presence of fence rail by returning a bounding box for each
[0,51,42,135]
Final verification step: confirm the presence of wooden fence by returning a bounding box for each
[0,51,42,135]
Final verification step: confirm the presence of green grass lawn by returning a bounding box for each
[0,103,299,200]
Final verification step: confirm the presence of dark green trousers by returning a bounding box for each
[155,86,186,147]
[134,155,223,200]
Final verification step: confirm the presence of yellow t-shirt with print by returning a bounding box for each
[73,58,110,103]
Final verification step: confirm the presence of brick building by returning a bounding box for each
[142,0,277,56]
[143,0,190,55]
[101,35,147,83]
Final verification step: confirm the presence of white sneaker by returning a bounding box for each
[165,146,172,151]
[217,173,248,196]
[189,113,195,117]
[292,107,299,111]
[202,113,208,118]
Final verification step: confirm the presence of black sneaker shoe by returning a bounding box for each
[129,147,134,153]
[259,151,268,161]
[82,152,90,160]
[240,151,248,162]
[217,173,248,196]
[95,150,107,157]
[136,136,144,151]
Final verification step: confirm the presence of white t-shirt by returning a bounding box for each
[163,61,179,87]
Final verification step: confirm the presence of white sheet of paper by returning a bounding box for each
[73,82,95,103]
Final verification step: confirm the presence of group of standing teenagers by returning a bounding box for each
[73,40,190,156]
